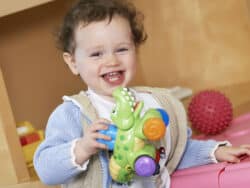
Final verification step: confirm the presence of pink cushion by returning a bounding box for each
[171,112,250,188]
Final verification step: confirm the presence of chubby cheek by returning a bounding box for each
[126,58,137,82]
[127,67,136,84]
[76,62,96,82]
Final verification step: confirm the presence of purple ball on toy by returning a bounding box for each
[134,156,156,177]
[188,90,233,135]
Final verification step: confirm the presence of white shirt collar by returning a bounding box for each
[86,88,115,120]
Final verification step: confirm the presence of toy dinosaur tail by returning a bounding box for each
[109,156,133,183]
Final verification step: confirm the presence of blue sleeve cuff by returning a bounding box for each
[177,139,229,169]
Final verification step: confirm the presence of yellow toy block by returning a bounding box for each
[16,122,44,168]
[16,121,35,136]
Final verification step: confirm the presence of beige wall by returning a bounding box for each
[133,0,250,90]
[0,0,250,129]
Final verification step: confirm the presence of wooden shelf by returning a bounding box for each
[0,1,77,186]
[0,0,54,17]
[0,68,58,188]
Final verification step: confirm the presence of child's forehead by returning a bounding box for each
[73,15,133,47]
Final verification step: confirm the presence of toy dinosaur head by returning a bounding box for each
[111,87,143,130]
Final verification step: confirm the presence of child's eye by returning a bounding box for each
[116,48,128,53]
[90,51,103,57]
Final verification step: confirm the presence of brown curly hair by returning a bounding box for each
[56,0,147,53]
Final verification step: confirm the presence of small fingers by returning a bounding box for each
[233,147,250,156]
[86,131,111,142]
[88,123,108,133]
[95,132,111,141]
[240,144,250,151]
[88,136,109,150]
[89,124,108,133]
[83,119,112,151]
[92,118,110,125]
[227,146,250,163]
[227,155,241,163]
[89,132,111,151]
[95,141,108,150]
[89,119,111,132]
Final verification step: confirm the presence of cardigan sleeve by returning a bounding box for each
[33,101,87,185]
[176,128,228,169]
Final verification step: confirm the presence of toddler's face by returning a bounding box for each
[64,15,136,99]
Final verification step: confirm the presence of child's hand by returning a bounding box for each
[214,144,250,163]
[74,118,112,165]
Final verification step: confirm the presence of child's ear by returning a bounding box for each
[63,52,79,75]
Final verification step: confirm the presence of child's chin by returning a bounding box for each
[104,86,121,95]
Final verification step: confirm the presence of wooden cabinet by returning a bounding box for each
[0,1,60,188]
[0,0,54,17]
[0,70,58,187]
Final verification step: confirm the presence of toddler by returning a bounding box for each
[34,0,250,187]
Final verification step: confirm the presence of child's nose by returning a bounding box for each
[105,53,120,66]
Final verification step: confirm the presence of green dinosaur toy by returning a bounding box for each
[109,87,169,183]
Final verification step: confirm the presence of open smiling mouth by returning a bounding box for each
[102,71,125,84]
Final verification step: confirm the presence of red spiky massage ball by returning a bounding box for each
[188,90,233,135]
